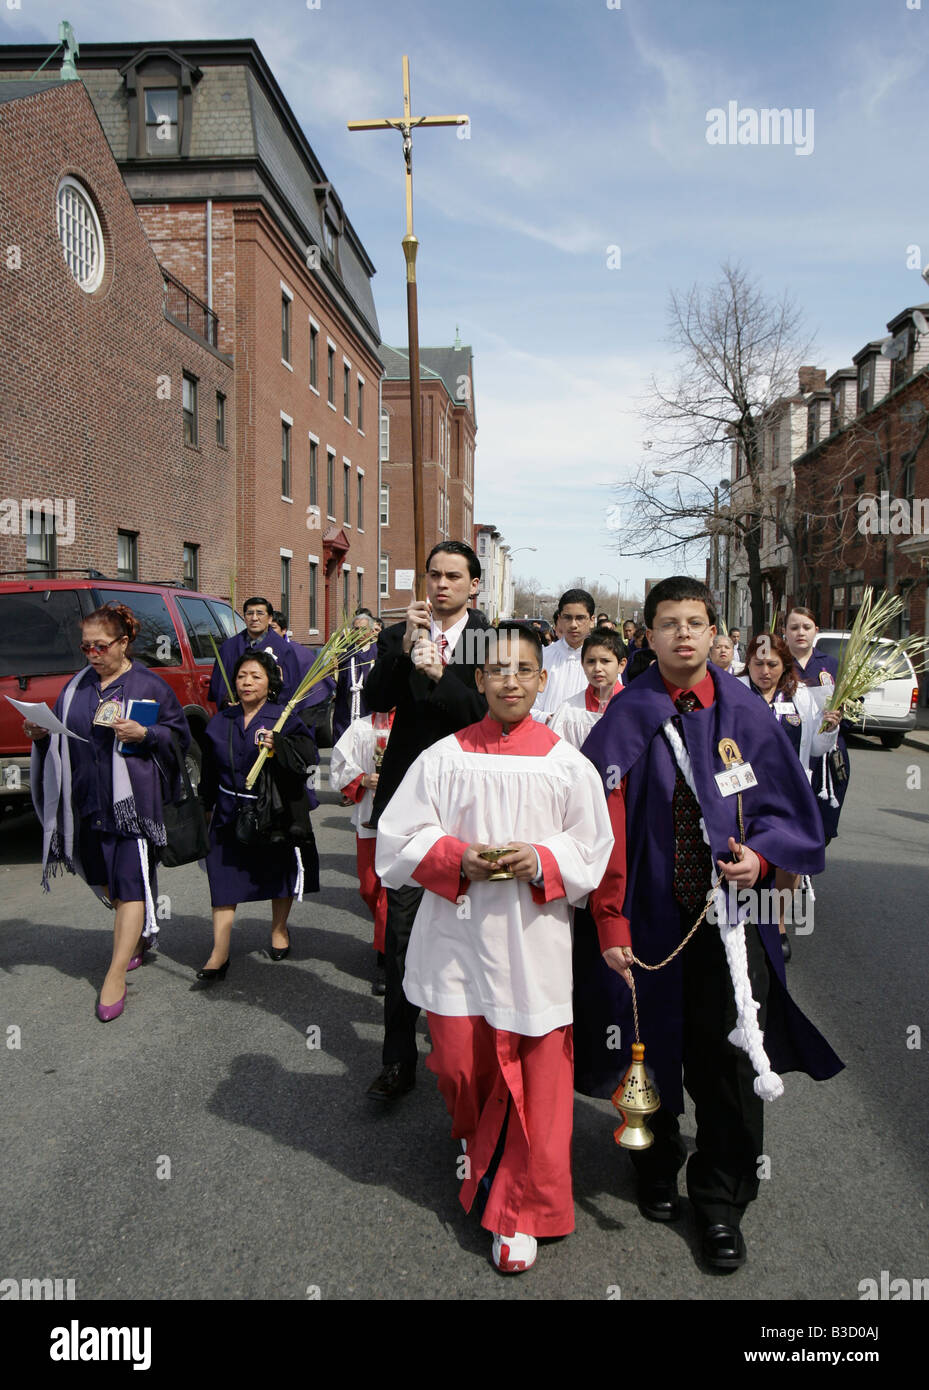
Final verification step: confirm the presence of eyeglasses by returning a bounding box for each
[655,620,710,635]
[483,665,542,680]
[80,637,125,654]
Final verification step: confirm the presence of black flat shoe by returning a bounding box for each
[268,945,290,961]
[196,959,229,982]
[366,1062,416,1101]
[637,1179,681,1223]
[781,935,792,962]
[701,1223,746,1272]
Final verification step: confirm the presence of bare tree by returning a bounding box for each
[613,261,816,633]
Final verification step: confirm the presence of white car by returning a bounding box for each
[814,631,919,749]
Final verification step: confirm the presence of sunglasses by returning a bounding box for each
[80,637,125,654]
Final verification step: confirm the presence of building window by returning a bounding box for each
[356,570,364,609]
[327,345,335,406]
[309,559,319,632]
[327,450,335,517]
[215,392,226,446]
[281,291,292,364]
[343,363,351,419]
[379,553,390,597]
[309,322,319,390]
[343,461,351,522]
[357,469,364,530]
[56,176,105,294]
[117,530,138,581]
[183,373,198,446]
[281,554,291,620]
[380,410,390,461]
[24,506,57,575]
[183,543,199,590]
[342,565,350,612]
[144,88,179,155]
[357,378,364,432]
[379,484,390,526]
[282,419,292,497]
[858,362,872,413]
[309,438,318,506]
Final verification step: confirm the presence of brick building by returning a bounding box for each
[792,314,929,648]
[379,339,476,615]
[0,77,234,590]
[1,38,383,639]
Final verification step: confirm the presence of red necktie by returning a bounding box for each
[437,634,449,666]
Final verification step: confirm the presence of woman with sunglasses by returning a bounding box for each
[25,603,190,1021]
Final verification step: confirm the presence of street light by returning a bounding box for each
[600,571,622,622]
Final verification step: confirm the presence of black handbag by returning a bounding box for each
[229,722,264,846]
[160,732,210,867]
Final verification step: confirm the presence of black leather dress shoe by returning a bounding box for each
[637,1180,681,1223]
[366,1062,416,1101]
[702,1223,747,1271]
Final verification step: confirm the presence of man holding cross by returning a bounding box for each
[363,542,489,1101]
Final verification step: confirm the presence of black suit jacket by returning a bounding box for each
[364,609,490,827]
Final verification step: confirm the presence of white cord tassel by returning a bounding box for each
[137,838,158,945]
[294,846,305,903]
[349,657,364,725]
[662,718,784,1102]
[803,874,816,902]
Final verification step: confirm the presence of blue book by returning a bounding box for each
[118,699,159,755]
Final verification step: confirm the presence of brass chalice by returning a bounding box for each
[479,847,516,881]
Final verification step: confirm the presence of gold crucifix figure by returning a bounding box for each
[348,55,468,239]
[348,58,468,595]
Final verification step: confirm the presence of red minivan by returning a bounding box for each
[0,574,244,814]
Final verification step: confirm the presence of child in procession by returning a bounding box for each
[375,623,613,1274]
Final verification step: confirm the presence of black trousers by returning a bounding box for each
[630,904,770,1228]
[381,883,425,1067]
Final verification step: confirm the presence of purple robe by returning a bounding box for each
[577,661,844,1109]
[332,641,377,743]
[208,629,302,707]
[199,702,319,906]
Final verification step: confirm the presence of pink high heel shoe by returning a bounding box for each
[95,989,127,1023]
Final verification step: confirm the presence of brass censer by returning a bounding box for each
[611,1042,660,1150]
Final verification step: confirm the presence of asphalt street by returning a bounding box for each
[1,737,927,1304]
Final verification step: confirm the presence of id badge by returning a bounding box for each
[714,762,756,797]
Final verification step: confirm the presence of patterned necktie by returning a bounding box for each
[671,692,706,918]
[437,634,449,666]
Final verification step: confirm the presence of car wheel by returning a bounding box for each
[879,733,904,750]
[184,732,204,789]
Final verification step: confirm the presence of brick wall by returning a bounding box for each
[0,82,235,596]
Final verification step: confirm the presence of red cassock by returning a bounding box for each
[375,713,614,1237]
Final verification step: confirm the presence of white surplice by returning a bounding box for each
[375,714,614,1037]
[532,637,587,719]
[329,714,379,838]
[549,682,624,749]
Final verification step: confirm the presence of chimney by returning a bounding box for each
[797,365,827,393]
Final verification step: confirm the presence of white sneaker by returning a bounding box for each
[492,1230,538,1273]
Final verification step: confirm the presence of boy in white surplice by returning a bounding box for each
[375,623,613,1274]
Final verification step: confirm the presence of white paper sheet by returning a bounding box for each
[4,696,88,741]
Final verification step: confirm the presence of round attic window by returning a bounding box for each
[56,176,105,293]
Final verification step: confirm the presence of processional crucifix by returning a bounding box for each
[348,57,469,598]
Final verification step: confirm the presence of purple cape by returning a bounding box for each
[208,630,303,707]
[577,661,844,1108]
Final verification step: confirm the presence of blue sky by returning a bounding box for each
[5,0,929,604]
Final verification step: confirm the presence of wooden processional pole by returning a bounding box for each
[348,57,468,600]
